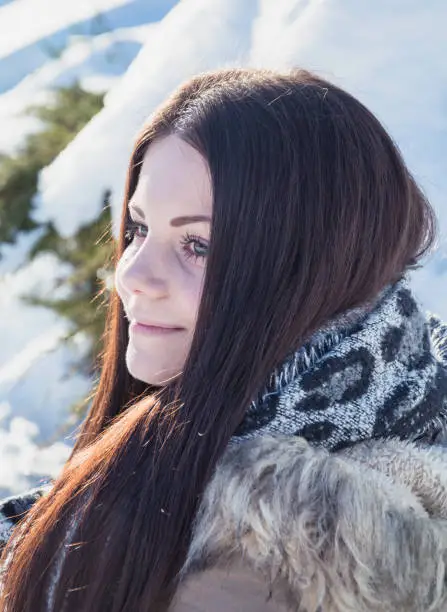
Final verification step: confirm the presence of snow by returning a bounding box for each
[34,0,257,236]
[0,26,152,153]
[0,257,91,496]
[0,0,177,496]
[0,0,132,60]
[1,0,446,497]
[0,400,71,497]
[0,227,46,276]
[0,0,177,154]
[0,252,92,445]
[0,0,177,94]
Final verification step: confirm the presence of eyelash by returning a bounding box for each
[124,219,146,242]
[124,220,208,263]
[180,232,209,262]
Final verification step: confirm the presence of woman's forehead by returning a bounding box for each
[134,135,212,216]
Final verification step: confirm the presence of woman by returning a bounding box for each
[1,67,447,611]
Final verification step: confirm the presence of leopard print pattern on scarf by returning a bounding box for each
[233,276,447,451]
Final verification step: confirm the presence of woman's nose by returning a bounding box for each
[120,241,169,300]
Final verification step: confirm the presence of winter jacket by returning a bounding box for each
[2,432,447,611]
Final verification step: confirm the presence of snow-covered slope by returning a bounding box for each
[0,0,175,94]
[0,0,177,153]
[0,0,178,497]
[0,0,446,497]
[0,25,153,153]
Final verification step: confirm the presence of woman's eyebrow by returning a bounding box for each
[128,203,145,218]
[170,215,211,227]
[128,203,210,227]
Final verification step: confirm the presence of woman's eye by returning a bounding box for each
[180,233,208,263]
[123,222,208,264]
[124,220,147,241]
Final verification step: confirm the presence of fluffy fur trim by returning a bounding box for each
[180,435,447,612]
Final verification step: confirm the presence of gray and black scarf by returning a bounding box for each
[233,275,447,451]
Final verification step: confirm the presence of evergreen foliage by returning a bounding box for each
[0,82,115,387]
[0,83,104,245]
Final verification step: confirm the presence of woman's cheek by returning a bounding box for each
[114,259,130,305]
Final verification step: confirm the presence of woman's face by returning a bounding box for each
[115,134,212,385]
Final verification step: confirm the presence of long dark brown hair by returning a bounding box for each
[0,67,437,611]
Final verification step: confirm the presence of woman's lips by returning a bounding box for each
[130,321,185,335]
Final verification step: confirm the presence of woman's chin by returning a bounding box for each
[126,353,179,386]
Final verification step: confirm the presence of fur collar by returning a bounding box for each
[180,434,447,612]
[2,435,447,610]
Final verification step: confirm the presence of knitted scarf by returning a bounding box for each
[233,275,447,451]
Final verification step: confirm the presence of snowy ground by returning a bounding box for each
[0,0,446,497]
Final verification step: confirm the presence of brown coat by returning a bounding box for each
[171,435,447,612]
[2,435,447,611]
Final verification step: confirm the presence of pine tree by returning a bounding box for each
[0,83,116,423]
[22,198,115,377]
[0,83,105,245]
